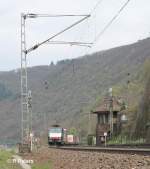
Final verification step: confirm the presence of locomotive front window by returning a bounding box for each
[49,128,62,133]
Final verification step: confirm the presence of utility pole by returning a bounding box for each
[127,73,130,109]
[20,13,91,148]
[109,88,113,136]
[88,111,91,135]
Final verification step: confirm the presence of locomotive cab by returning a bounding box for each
[48,127,64,145]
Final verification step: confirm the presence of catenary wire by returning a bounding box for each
[84,0,131,57]
[93,0,131,44]
[90,0,104,14]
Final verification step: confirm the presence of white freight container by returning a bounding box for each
[67,135,74,143]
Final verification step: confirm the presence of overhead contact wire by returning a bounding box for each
[94,0,131,43]
[90,0,103,14]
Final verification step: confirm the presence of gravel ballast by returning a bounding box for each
[23,147,150,169]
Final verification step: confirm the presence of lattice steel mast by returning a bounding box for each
[20,13,91,145]
[21,13,30,144]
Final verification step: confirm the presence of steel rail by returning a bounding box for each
[54,146,150,155]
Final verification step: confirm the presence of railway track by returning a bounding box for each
[50,145,150,155]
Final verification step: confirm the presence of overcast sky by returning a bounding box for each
[0,0,150,71]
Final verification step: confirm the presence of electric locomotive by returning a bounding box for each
[48,125,67,145]
[48,125,79,145]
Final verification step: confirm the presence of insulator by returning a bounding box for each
[28,13,37,18]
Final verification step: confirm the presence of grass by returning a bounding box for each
[107,135,146,145]
[0,149,21,169]
[31,160,52,169]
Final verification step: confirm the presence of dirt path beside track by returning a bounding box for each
[13,155,31,169]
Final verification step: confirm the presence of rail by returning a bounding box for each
[50,145,150,155]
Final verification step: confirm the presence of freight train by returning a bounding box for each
[48,125,79,145]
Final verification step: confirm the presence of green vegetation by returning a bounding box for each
[0,149,21,169]
[107,135,145,145]
[68,127,78,135]
[0,38,150,141]
[87,135,96,145]
[132,59,150,141]
[32,160,52,169]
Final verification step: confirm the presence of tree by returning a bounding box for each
[68,127,78,136]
